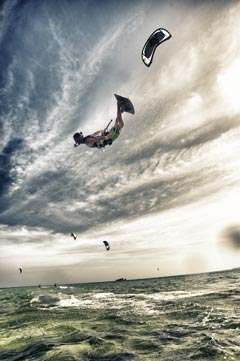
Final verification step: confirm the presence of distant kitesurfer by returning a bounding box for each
[71,232,77,240]
[73,94,134,150]
[19,268,22,274]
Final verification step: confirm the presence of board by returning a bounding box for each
[114,94,135,114]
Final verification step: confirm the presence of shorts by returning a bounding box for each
[109,127,121,142]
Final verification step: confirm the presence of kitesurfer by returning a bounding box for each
[73,95,133,149]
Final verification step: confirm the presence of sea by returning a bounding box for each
[0,269,239,361]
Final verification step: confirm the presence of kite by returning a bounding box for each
[103,240,110,251]
[141,28,172,67]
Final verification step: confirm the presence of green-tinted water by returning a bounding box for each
[0,269,239,360]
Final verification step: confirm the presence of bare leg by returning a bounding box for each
[114,102,124,129]
[103,102,124,141]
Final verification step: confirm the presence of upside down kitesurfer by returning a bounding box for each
[73,94,134,150]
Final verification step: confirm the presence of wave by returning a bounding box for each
[30,294,60,308]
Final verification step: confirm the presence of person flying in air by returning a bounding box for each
[73,94,134,150]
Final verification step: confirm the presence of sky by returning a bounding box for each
[0,0,240,287]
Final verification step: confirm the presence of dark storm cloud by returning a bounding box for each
[0,169,76,229]
[0,138,24,197]
[121,113,240,165]
[75,166,223,232]
[2,148,221,235]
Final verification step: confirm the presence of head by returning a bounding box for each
[73,132,84,145]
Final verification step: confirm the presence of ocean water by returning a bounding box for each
[0,269,239,361]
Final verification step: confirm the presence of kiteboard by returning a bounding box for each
[114,94,135,114]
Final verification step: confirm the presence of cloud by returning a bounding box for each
[0,138,25,200]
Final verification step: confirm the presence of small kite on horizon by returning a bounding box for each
[141,28,172,67]
[71,233,77,240]
[103,240,110,251]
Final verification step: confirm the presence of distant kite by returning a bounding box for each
[71,233,77,240]
[141,28,172,67]
[19,268,22,274]
[103,240,110,251]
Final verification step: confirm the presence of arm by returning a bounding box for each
[85,135,109,147]
[90,130,104,136]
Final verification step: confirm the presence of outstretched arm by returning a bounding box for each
[90,130,104,136]
[85,134,110,147]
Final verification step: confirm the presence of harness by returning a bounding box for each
[93,133,114,149]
